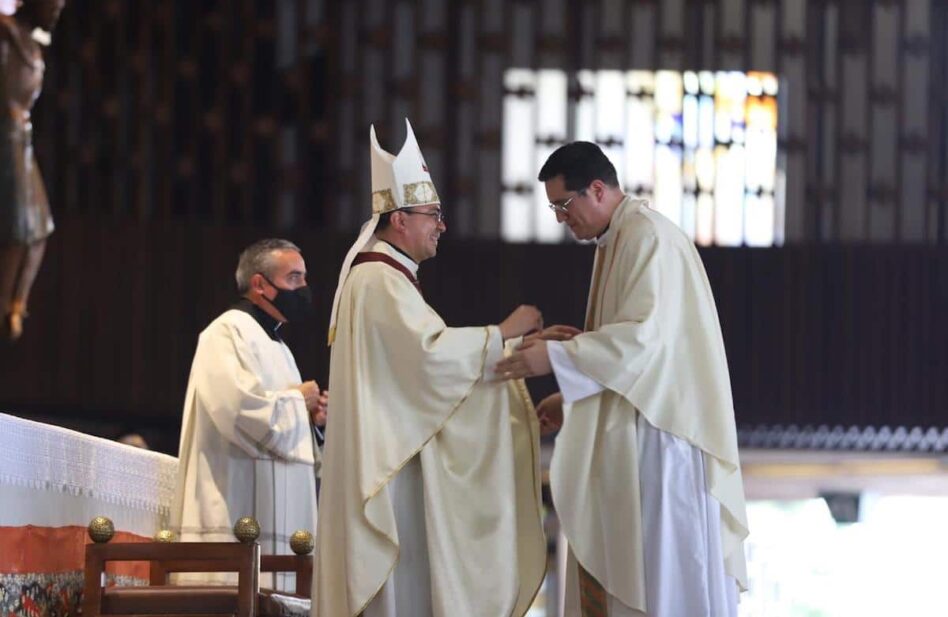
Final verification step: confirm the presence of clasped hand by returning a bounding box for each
[298,380,329,427]
[495,325,582,380]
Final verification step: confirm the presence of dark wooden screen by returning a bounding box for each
[3,1,948,453]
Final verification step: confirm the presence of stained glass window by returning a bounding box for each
[501,70,782,246]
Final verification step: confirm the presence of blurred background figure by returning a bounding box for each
[0,0,64,340]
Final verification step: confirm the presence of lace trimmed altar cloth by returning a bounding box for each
[0,412,178,616]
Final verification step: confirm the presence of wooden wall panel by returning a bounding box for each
[30,0,948,243]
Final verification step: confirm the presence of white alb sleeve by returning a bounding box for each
[547,340,605,404]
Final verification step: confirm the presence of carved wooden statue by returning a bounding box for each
[0,0,64,340]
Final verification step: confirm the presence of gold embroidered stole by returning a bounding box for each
[584,233,620,332]
[584,245,606,332]
[578,563,609,617]
[578,234,620,617]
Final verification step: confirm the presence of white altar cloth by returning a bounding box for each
[0,412,179,616]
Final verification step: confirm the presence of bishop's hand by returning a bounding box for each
[495,338,552,380]
[499,304,544,340]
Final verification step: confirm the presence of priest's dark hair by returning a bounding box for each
[235,238,301,294]
[537,141,620,191]
[376,210,394,231]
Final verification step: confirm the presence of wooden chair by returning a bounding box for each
[83,541,260,617]
[259,555,312,597]
[82,542,313,617]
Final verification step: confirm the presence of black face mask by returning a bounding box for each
[260,274,313,323]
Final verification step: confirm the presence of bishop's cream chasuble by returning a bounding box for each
[550,196,749,615]
[314,240,546,617]
[171,308,319,591]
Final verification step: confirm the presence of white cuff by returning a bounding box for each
[548,340,605,404]
[482,325,505,381]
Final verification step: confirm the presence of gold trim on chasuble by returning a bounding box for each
[507,372,547,610]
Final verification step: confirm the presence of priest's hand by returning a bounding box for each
[296,380,321,414]
[522,324,582,345]
[536,392,564,436]
[499,305,544,340]
[495,338,552,380]
[313,390,329,427]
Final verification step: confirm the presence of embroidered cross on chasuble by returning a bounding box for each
[351,252,422,294]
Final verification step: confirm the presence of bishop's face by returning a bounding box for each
[397,204,446,262]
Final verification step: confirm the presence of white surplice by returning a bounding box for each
[171,307,319,591]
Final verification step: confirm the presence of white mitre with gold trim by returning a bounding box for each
[328,119,440,344]
[370,120,440,213]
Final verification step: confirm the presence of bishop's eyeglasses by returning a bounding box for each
[402,208,446,224]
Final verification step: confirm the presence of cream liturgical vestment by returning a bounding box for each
[171,303,319,591]
[550,197,748,615]
[314,240,546,617]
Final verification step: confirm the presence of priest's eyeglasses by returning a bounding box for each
[548,191,583,215]
[403,208,445,224]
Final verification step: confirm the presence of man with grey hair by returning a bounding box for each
[171,238,325,590]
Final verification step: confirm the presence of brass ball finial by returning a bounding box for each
[88,516,115,543]
[232,516,261,544]
[154,529,176,543]
[289,530,314,555]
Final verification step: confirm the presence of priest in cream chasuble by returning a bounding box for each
[171,239,323,591]
[498,142,749,617]
[313,120,546,617]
